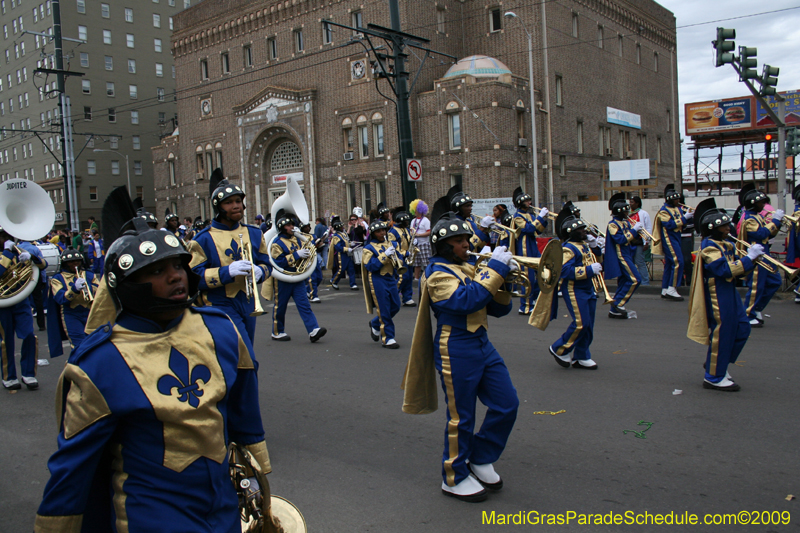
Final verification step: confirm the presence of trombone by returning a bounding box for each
[627,216,660,247]
[728,235,799,280]
[531,206,557,221]
[490,222,522,240]
[75,266,93,302]
[238,234,265,317]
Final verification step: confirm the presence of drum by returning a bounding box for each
[36,243,61,276]
[352,247,363,265]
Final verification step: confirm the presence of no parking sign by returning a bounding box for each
[407,159,422,182]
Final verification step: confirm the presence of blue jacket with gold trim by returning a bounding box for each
[740,210,780,253]
[456,214,490,252]
[363,240,398,279]
[787,206,800,263]
[35,307,267,533]
[603,218,637,279]
[560,242,597,291]
[270,233,309,276]
[513,209,548,259]
[51,270,99,311]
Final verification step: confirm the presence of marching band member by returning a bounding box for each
[653,185,691,301]
[389,208,416,306]
[328,215,359,290]
[137,208,159,229]
[688,199,762,391]
[494,212,516,251]
[787,186,800,303]
[603,193,642,319]
[363,220,402,349]
[737,183,784,326]
[402,212,518,502]
[512,187,549,315]
[0,228,46,390]
[565,201,605,258]
[50,248,99,352]
[301,222,325,304]
[448,185,493,253]
[189,169,270,350]
[548,207,602,370]
[35,216,274,532]
[163,209,184,240]
[377,202,393,228]
[270,211,327,342]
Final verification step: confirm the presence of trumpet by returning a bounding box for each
[583,249,613,305]
[627,216,660,247]
[388,244,407,275]
[531,206,557,221]
[490,223,522,240]
[75,266,93,302]
[581,219,606,239]
[238,234,265,317]
[679,204,695,212]
[728,235,799,280]
[469,252,532,298]
[778,212,800,232]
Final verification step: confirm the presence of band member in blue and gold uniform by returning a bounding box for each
[189,169,270,351]
[603,193,642,319]
[270,211,327,343]
[688,199,763,391]
[402,212,518,503]
[388,207,416,307]
[363,220,402,349]
[163,209,184,240]
[448,185,493,253]
[327,215,358,290]
[653,184,691,301]
[0,228,46,390]
[512,187,549,315]
[737,183,784,327]
[494,212,517,252]
[34,216,276,532]
[787,185,800,304]
[50,248,98,352]
[548,207,603,370]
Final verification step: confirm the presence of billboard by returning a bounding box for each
[685,97,754,136]
[755,90,800,128]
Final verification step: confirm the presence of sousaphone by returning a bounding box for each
[264,176,316,283]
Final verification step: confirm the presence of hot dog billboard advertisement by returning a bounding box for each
[685,96,755,136]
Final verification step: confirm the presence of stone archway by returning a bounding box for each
[248,125,305,218]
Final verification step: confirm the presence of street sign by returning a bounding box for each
[407,158,422,182]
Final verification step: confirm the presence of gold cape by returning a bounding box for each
[651,215,664,256]
[686,251,709,345]
[400,274,438,415]
[84,276,117,334]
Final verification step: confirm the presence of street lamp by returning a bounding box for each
[93,148,131,194]
[505,11,540,209]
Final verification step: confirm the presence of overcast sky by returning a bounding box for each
[659,0,800,171]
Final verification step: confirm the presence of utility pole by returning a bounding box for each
[52,0,75,231]
[324,1,455,208]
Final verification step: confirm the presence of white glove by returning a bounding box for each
[384,246,396,257]
[296,248,311,259]
[413,238,418,246]
[74,277,87,290]
[684,210,694,219]
[229,260,252,277]
[253,266,264,282]
[17,251,31,262]
[596,237,606,248]
[632,221,644,232]
[490,245,512,266]
[586,234,597,244]
[480,215,495,229]
[590,263,602,275]
[772,209,785,223]
[3,240,13,250]
[538,207,549,219]
[480,245,492,255]
[508,259,520,273]
[746,244,765,261]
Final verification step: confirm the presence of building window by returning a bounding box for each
[555,75,563,106]
[448,113,461,149]
[104,55,113,70]
[77,0,85,14]
[599,126,611,156]
[571,13,578,38]
[200,59,208,79]
[215,144,223,171]
[516,109,525,139]
[110,136,118,149]
[597,25,603,48]
[666,109,671,132]
[360,181,372,212]
[153,13,160,28]
[437,7,445,33]
[154,38,162,53]
[87,160,96,175]
[101,3,109,18]
[136,186,143,198]
[103,29,111,45]
[373,122,384,156]
[654,52,659,72]
[489,8,502,32]
[657,137,662,163]
[133,160,142,175]
[268,37,277,60]
[81,79,91,93]
[270,141,303,173]
[351,10,363,35]
[130,110,138,124]
[618,35,623,57]
[577,121,583,154]
[89,185,97,200]
[638,134,647,159]
[636,43,641,65]
[168,154,176,185]
[243,44,252,67]
[376,179,386,205]
[221,52,229,74]
[358,125,368,159]
[322,22,332,44]
[559,155,566,177]
[157,87,164,101]
[126,33,134,48]
[78,52,88,67]
[106,82,115,96]
[155,63,163,77]
[125,8,133,23]
[84,106,91,120]
[111,160,120,175]
[132,135,140,150]
[129,84,137,98]
[128,59,136,73]
[78,25,87,41]
[346,182,356,214]
[169,17,173,31]
[294,29,303,53]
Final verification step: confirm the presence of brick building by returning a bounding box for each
[154,0,678,224]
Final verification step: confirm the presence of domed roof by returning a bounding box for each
[443,55,512,79]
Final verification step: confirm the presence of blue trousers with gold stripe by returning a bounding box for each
[613,253,641,308]
[273,280,319,335]
[309,259,323,298]
[518,265,540,314]
[368,273,400,343]
[398,265,413,302]
[661,232,684,289]
[704,280,750,382]
[433,325,519,487]
[551,281,596,361]
[332,253,357,288]
[0,302,37,381]
[744,263,781,318]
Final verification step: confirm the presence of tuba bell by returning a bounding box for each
[264,176,316,283]
[0,178,56,307]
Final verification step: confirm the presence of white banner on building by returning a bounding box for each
[470,197,513,218]
[608,159,649,182]
[606,107,641,129]
[272,171,304,184]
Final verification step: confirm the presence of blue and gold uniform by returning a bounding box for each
[551,241,598,364]
[513,208,548,313]
[457,212,490,253]
[604,217,641,311]
[787,187,800,269]
[189,220,270,348]
[327,229,357,289]
[0,242,45,388]
[740,210,781,320]
[362,228,401,346]
[270,231,321,338]
[34,307,268,532]
[88,237,104,276]
[654,204,689,290]
[388,222,414,304]
[50,266,99,351]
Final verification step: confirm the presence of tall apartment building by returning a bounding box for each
[154,0,678,224]
[0,0,189,230]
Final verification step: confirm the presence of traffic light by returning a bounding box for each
[760,65,779,96]
[765,133,773,157]
[713,28,736,67]
[738,46,758,79]
[787,128,800,157]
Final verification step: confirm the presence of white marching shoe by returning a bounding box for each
[469,462,503,490]
[441,475,487,502]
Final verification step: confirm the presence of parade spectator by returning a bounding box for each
[629,196,651,286]
[409,199,431,280]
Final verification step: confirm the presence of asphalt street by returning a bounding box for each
[1,280,798,532]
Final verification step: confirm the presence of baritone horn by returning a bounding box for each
[0,178,56,307]
[468,240,563,298]
[728,235,799,280]
[239,234,265,317]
